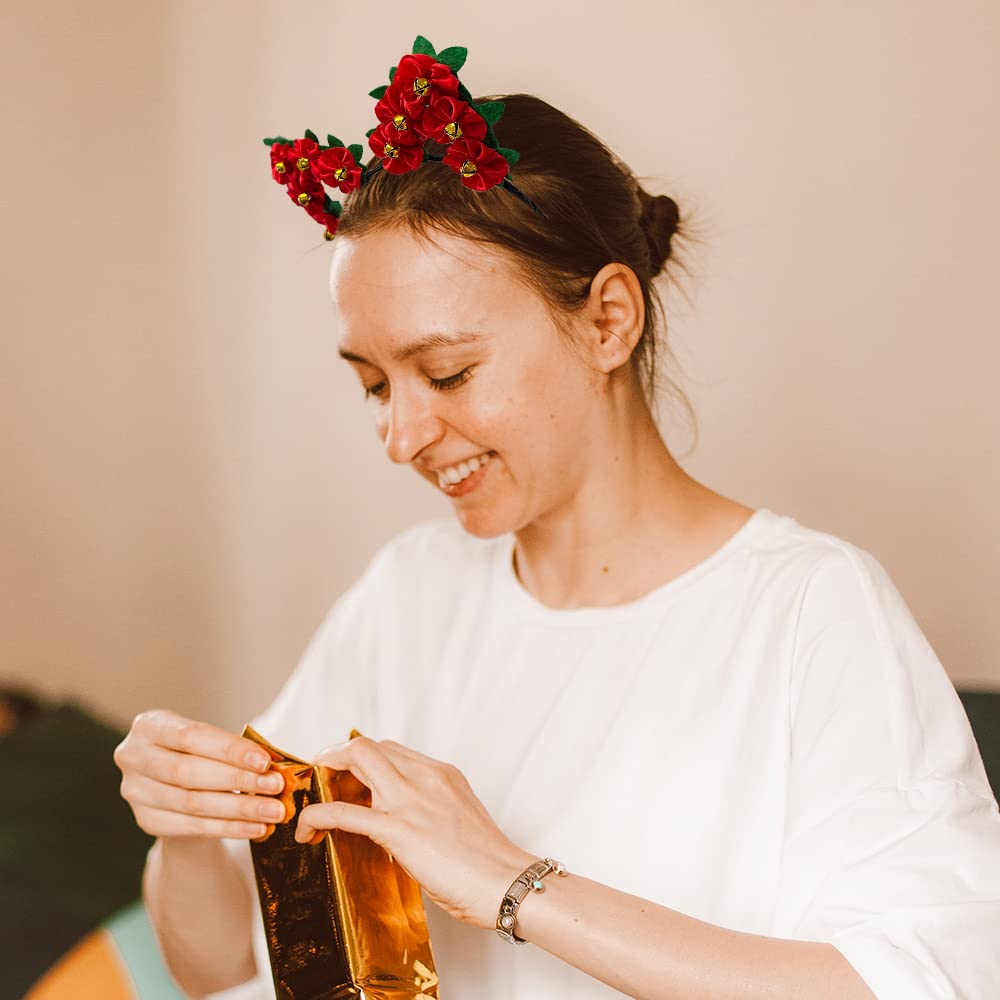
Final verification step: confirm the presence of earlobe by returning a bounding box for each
[586,263,644,374]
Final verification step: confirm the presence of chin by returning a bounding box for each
[451,506,517,540]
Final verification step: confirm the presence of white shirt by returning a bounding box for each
[211,507,1000,999]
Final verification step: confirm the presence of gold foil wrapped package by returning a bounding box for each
[242,725,439,1000]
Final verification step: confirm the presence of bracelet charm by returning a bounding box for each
[495,857,568,944]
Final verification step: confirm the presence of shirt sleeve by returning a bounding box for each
[202,540,397,1000]
[771,543,1000,999]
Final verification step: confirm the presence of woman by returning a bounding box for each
[115,93,1000,999]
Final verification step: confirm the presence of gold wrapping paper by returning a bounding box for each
[242,725,439,1000]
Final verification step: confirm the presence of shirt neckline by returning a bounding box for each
[493,507,780,625]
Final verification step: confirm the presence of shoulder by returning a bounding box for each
[740,510,904,636]
[764,513,985,793]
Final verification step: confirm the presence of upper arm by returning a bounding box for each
[773,547,1000,998]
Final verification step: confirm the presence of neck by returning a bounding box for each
[511,396,751,610]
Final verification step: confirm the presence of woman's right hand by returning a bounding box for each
[113,708,287,840]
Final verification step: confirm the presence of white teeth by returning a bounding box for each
[435,451,492,489]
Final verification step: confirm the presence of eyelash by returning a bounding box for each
[364,367,474,401]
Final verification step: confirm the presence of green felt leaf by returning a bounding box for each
[304,128,319,143]
[389,64,397,83]
[348,143,364,162]
[497,147,521,167]
[369,84,388,100]
[323,194,343,216]
[366,127,378,139]
[326,134,345,148]
[437,46,467,72]
[476,101,504,127]
[263,137,276,147]
[412,35,436,57]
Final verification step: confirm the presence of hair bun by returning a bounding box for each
[638,189,680,276]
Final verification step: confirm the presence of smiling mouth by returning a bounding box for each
[434,451,493,489]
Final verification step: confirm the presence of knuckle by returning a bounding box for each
[174,720,198,753]
[246,796,270,821]
[163,756,185,786]
[232,767,255,792]
[134,708,166,731]
[179,788,203,815]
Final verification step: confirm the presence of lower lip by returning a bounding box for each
[439,455,493,498]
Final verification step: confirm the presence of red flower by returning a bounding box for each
[374,84,429,141]
[442,138,509,191]
[269,142,295,185]
[420,95,486,145]
[368,122,424,175]
[303,199,340,240]
[314,146,363,193]
[290,137,323,175]
[286,168,325,210]
[393,53,459,115]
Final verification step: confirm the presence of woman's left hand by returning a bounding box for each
[295,737,534,929]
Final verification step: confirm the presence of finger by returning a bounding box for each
[138,804,271,841]
[295,801,393,846]
[143,746,286,795]
[125,772,290,825]
[313,737,406,796]
[141,710,274,774]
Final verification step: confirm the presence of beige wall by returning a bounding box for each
[2,1,998,734]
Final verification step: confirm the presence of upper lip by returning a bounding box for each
[424,451,492,474]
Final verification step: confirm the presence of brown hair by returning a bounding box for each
[336,93,698,446]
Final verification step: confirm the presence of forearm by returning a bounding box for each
[143,837,257,998]
[512,867,877,1000]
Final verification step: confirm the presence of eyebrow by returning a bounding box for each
[337,331,486,366]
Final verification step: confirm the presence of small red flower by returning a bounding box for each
[270,142,295,184]
[303,199,340,240]
[442,138,509,191]
[393,53,459,116]
[375,84,429,141]
[368,122,424,175]
[314,146,363,193]
[290,137,323,175]
[420,95,486,145]
[286,168,325,210]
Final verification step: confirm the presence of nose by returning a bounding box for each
[378,384,444,465]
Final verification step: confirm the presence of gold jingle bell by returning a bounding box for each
[460,160,477,178]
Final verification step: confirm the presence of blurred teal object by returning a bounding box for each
[105,899,187,999]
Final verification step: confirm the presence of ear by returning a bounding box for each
[578,262,645,376]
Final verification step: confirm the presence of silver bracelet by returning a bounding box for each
[495,856,568,944]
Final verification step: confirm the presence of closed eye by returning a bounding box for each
[430,366,473,391]
[363,366,474,401]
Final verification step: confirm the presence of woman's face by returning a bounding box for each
[329,224,608,538]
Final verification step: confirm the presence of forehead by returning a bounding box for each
[329,226,532,343]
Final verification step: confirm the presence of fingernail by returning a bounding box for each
[245,752,269,771]
[257,772,284,792]
[263,802,286,821]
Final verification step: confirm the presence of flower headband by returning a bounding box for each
[263,34,546,241]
